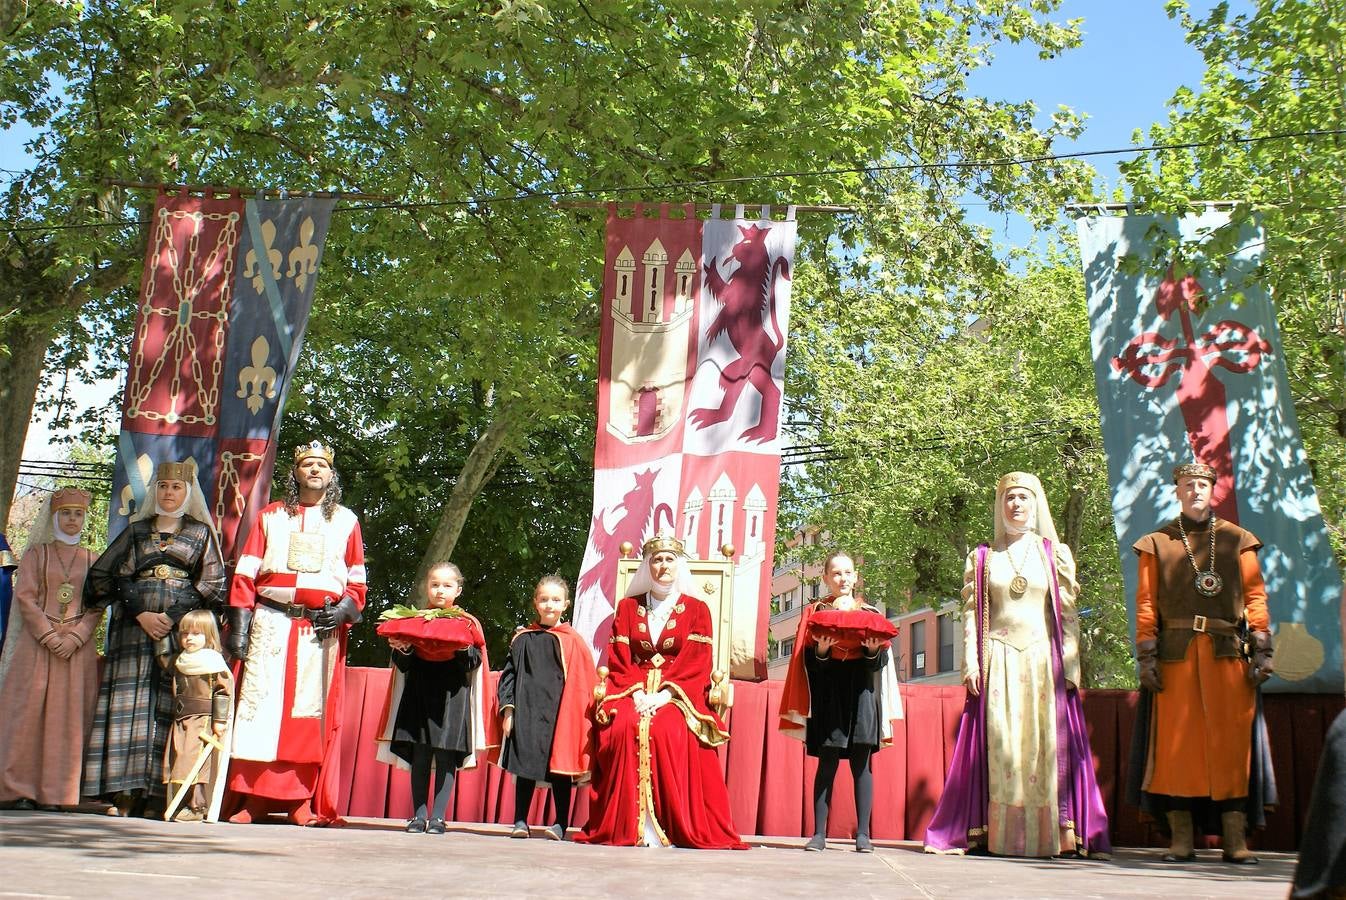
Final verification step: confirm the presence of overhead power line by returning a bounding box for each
[4,127,1343,235]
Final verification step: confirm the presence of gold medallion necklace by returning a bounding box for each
[50,542,81,615]
[1178,514,1223,597]
[1006,538,1033,595]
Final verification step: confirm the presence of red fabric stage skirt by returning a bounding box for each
[335,667,1337,850]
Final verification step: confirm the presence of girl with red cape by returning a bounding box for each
[497,574,598,840]
[576,534,746,849]
[778,551,903,851]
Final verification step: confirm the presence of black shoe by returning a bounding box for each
[426,818,447,835]
[1160,851,1196,862]
[11,798,36,810]
[36,804,62,812]
[855,834,873,853]
[805,833,827,852]
[405,817,428,833]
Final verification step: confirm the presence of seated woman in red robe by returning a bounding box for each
[576,533,746,850]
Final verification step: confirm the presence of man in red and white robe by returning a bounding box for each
[224,441,366,825]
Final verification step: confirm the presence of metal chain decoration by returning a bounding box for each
[125,206,239,426]
[214,448,268,525]
[1178,514,1224,597]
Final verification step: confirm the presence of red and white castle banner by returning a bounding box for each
[573,202,797,680]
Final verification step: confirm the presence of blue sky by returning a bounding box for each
[966,0,1227,242]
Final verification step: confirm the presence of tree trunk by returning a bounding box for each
[406,403,522,604]
[0,318,56,528]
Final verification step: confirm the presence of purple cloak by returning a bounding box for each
[923,541,1111,856]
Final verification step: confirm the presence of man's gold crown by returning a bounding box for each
[294,440,335,465]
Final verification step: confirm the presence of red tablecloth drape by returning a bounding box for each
[337,667,1340,850]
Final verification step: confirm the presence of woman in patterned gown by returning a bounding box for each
[83,460,226,817]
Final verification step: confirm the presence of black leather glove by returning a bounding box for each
[1136,639,1162,692]
[225,606,253,662]
[312,595,361,640]
[1247,630,1274,685]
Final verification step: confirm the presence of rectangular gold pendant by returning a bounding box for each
[286,532,325,573]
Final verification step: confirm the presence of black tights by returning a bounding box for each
[812,746,874,839]
[410,745,458,821]
[514,774,573,829]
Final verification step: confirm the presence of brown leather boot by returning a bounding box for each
[1162,810,1195,861]
[1221,810,1259,864]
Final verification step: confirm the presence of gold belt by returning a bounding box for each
[138,564,190,581]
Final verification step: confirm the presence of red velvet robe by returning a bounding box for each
[576,593,746,849]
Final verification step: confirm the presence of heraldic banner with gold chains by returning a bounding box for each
[108,191,335,562]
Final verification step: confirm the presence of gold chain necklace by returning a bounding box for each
[49,542,81,614]
[1005,537,1034,595]
[1178,514,1223,597]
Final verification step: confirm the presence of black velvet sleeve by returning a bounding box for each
[498,643,518,710]
[83,523,137,612]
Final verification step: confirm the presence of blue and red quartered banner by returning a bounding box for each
[1078,210,1344,693]
[573,203,797,679]
[109,191,334,562]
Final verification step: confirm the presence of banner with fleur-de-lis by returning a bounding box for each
[1078,210,1343,693]
[110,191,335,561]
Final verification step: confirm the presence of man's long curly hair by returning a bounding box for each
[284,467,342,520]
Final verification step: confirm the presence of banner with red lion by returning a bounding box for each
[574,202,797,680]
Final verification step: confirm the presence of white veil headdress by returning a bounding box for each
[992,471,1059,548]
[129,460,219,544]
[25,488,92,550]
[623,533,695,602]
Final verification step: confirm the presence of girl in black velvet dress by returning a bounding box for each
[497,575,596,841]
[385,563,486,835]
[798,552,891,852]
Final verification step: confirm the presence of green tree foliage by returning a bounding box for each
[2,0,1098,662]
[1119,0,1346,561]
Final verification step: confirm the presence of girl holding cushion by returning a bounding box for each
[779,551,903,852]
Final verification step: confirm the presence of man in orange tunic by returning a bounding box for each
[1132,461,1275,864]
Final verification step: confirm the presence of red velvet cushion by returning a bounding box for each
[806,608,899,657]
[375,615,476,661]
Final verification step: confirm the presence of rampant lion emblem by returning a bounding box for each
[689,223,790,443]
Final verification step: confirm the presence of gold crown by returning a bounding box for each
[642,532,685,557]
[155,460,196,483]
[997,471,1039,494]
[1173,461,1217,483]
[294,440,335,465]
[51,487,92,511]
